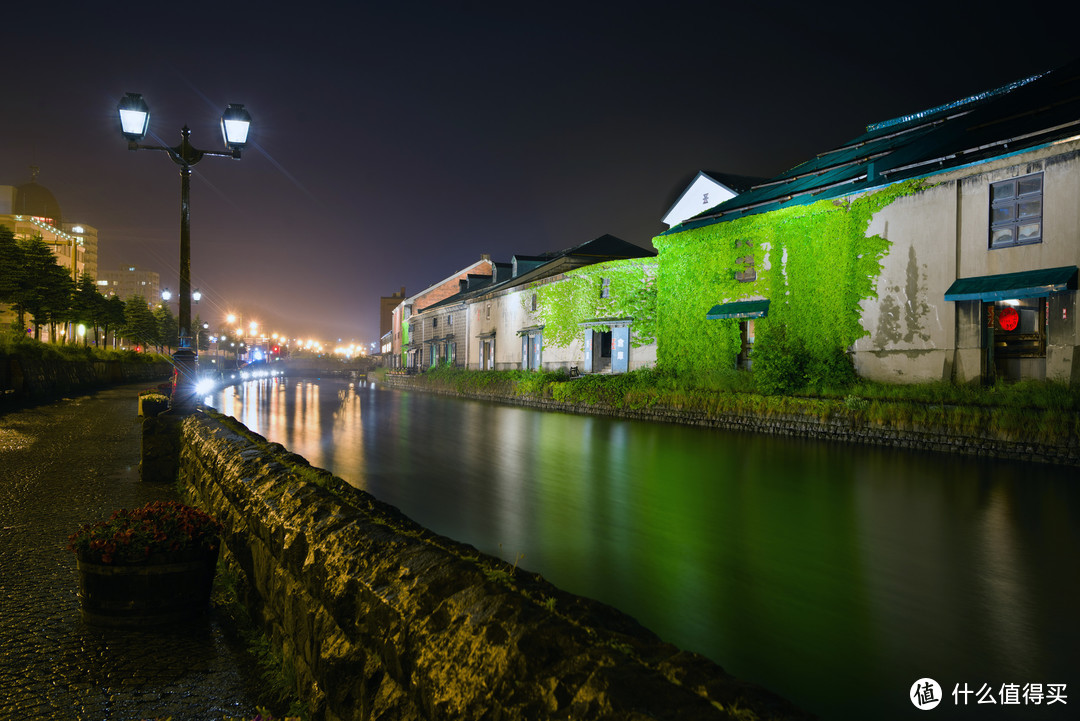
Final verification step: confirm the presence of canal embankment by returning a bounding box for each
[0,350,172,409]
[176,409,816,721]
[378,371,1080,467]
[0,385,268,720]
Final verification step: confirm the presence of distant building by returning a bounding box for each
[0,170,98,281]
[393,256,495,369]
[379,287,405,338]
[64,222,99,281]
[410,235,657,373]
[0,170,101,335]
[98,266,162,303]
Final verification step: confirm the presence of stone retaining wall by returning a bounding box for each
[0,353,172,406]
[379,375,1080,467]
[178,412,814,721]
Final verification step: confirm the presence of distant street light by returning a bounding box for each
[161,288,172,301]
[118,92,251,413]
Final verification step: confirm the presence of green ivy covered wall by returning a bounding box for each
[652,180,923,376]
[531,257,658,349]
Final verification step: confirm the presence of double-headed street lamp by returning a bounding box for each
[118,92,251,413]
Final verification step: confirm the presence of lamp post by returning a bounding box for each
[118,92,251,413]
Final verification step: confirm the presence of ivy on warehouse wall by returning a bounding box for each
[652,179,924,376]
[531,257,658,348]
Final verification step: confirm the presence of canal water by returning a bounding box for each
[206,378,1079,720]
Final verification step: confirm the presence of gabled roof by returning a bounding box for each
[404,256,493,307]
[664,57,1080,235]
[661,170,767,227]
[417,235,654,314]
[698,171,767,194]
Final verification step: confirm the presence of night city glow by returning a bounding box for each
[2,6,1079,721]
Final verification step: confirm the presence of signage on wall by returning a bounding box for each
[998,306,1019,332]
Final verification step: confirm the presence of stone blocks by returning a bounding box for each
[177,412,814,721]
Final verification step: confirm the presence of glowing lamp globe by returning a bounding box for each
[220,104,252,151]
[118,93,150,142]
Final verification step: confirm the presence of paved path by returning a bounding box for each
[0,386,266,720]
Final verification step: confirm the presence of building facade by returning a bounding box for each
[1,183,97,282]
[392,256,495,369]
[1,174,102,335]
[97,266,162,302]
[657,59,1080,384]
[408,235,656,373]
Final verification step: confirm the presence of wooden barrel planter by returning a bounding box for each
[76,547,219,627]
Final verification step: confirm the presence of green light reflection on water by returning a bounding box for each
[208,379,1080,721]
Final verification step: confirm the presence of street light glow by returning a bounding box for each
[119,92,251,414]
[118,92,149,141]
[221,104,252,149]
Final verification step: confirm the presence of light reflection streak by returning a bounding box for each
[975,482,1037,675]
[200,379,1080,721]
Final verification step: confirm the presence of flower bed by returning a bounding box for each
[68,501,224,626]
[68,501,222,564]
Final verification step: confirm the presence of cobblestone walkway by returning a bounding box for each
[1,386,265,720]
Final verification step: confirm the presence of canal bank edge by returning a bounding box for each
[0,352,173,408]
[378,374,1080,467]
[176,410,816,721]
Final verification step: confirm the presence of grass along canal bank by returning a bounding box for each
[376,366,1080,467]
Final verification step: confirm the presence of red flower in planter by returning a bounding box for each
[68,501,222,564]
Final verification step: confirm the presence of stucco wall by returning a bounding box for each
[856,182,957,382]
[177,412,812,721]
[466,282,657,373]
[854,142,1080,383]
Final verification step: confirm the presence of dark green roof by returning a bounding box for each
[663,57,1080,235]
[943,266,1077,301]
[418,236,653,313]
[706,299,770,320]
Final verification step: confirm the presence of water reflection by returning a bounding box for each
[206,379,1080,720]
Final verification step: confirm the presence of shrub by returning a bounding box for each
[753,324,807,395]
[805,346,856,392]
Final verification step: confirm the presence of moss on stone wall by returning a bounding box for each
[178,411,815,720]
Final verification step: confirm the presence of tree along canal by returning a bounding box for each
[205,377,1079,720]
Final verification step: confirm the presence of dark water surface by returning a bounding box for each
[207,378,1079,720]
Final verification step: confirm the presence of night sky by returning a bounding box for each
[4,3,1076,344]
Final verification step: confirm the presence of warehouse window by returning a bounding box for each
[990,173,1042,249]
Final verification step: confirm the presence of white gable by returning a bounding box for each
[662,172,739,228]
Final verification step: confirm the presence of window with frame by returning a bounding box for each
[600,278,610,299]
[990,173,1042,249]
[432,317,438,329]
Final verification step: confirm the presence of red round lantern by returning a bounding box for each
[998,305,1019,331]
